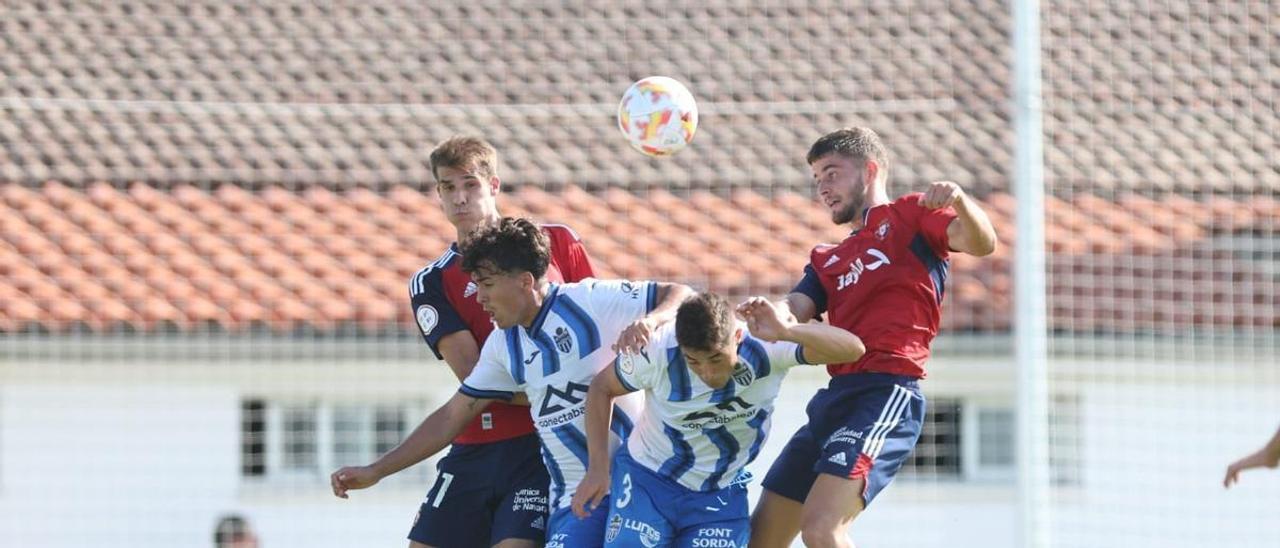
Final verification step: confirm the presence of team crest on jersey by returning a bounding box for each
[463,281,477,298]
[606,514,623,543]
[415,305,438,335]
[618,353,636,375]
[731,361,755,386]
[554,326,573,353]
[875,219,891,241]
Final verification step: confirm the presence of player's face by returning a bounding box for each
[681,342,738,389]
[436,165,501,235]
[811,153,867,225]
[472,268,536,329]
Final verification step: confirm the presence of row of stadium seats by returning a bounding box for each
[1,182,1275,335]
[1,2,1274,192]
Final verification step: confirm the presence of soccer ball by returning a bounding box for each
[616,76,698,157]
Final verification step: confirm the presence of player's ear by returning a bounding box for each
[519,271,535,290]
[733,327,744,344]
[488,175,501,196]
[863,159,880,187]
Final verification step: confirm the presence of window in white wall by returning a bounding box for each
[241,399,430,485]
[1050,394,1082,486]
[901,398,964,478]
[978,407,1015,467]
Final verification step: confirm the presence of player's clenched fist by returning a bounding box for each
[612,317,658,355]
[737,296,792,343]
[920,180,965,210]
[331,465,382,499]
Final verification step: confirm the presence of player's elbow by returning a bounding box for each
[974,233,998,257]
[962,233,998,257]
[849,339,867,361]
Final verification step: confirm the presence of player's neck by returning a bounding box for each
[517,282,551,328]
[849,191,891,230]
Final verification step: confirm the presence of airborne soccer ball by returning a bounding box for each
[617,76,698,157]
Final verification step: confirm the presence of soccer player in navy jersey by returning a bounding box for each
[748,127,998,548]
[330,136,595,548]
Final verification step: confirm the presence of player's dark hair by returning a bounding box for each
[676,292,735,352]
[807,126,890,174]
[429,135,498,182]
[213,515,252,547]
[460,217,550,280]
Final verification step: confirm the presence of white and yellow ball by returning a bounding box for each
[617,76,698,157]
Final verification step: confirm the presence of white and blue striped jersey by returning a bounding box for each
[461,278,655,510]
[613,324,812,492]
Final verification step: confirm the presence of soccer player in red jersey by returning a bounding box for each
[748,127,998,548]
[331,136,595,548]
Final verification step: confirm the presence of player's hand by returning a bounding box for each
[613,317,657,355]
[921,181,965,210]
[330,465,382,499]
[738,296,792,342]
[1223,449,1280,488]
[571,468,610,518]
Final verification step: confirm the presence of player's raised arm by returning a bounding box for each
[1223,425,1280,488]
[612,281,695,354]
[330,390,499,499]
[739,297,864,364]
[920,180,998,257]
[572,361,638,517]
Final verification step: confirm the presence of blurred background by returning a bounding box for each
[0,1,1276,547]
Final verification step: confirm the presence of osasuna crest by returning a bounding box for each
[875,219,891,241]
[554,326,573,354]
[731,361,755,386]
[606,514,623,543]
[416,305,438,335]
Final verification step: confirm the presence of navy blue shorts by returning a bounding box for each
[762,373,925,507]
[408,433,550,546]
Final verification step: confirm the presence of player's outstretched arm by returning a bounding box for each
[740,297,865,364]
[613,282,695,354]
[1223,425,1280,488]
[922,180,998,257]
[330,391,495,499]
[572,366,636,518]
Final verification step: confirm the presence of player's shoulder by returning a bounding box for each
[809,242,841,263]
[887,193,929,217]
[540,223,584,243]
[408,244,461,297]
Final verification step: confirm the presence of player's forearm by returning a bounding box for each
[646,282,695,325]
[370,394,480,478]
[781,322,865,364]
[952,195,998,256]
[584,376,618,473]
[1264,426,1280,463]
